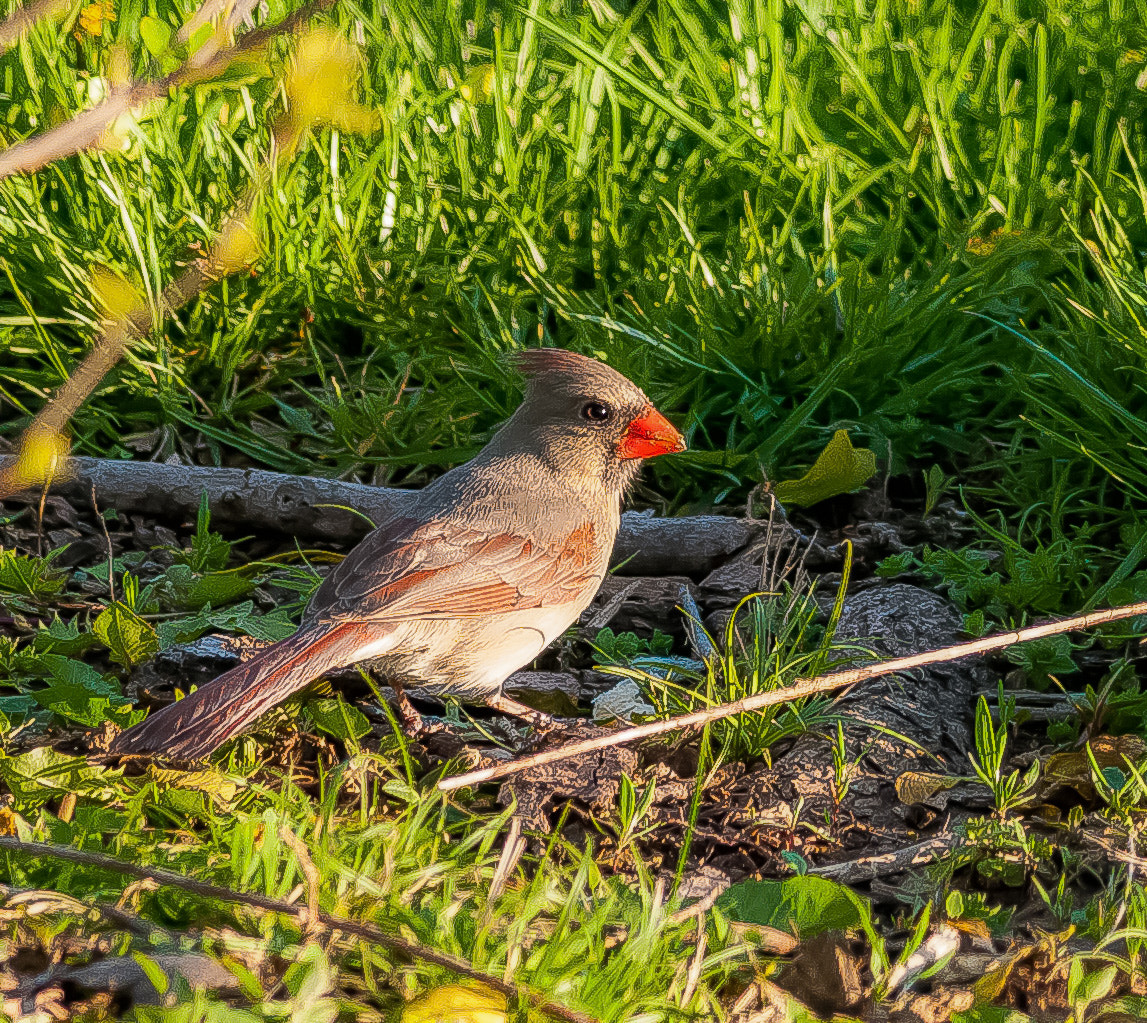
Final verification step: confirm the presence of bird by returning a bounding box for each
[111,349,686,759]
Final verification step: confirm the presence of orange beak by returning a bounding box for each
[617,405,687,460]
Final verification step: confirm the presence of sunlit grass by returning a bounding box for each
[0,0,1144,533]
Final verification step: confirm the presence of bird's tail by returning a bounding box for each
[110,622,379,760]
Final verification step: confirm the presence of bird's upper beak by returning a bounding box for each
[617,405,687,460]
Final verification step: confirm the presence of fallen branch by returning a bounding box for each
[0,836,596,1023]
[437,601,1147,792]
[808,834,959,884]
[1,457,766,575]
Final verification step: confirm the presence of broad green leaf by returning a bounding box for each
[0,695,40,728]
[0,747,119,807]
[775,429,876,507]
[139,15,173,55]
[0,549,67,599]
[152,564,254,611]
[156,602,297,647]
[31,654,142,727]
[1067,959,1117,1009]
[34,615,99,656]
[307,697,371,740]
[93,603,159,668]
[718,875,879,943]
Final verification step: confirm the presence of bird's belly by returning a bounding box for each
[370,603,581,698]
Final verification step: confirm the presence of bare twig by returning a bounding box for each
[0,0,337,180]
[0,260,211,499]
[808,834,960,883]
[91,482,115,602]
[1,884,170,939]
[438,601,1147,792]
[0,836,596,1023]
[0,6,370,504]
[0,0,70,55]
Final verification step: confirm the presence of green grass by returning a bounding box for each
[4,0,1147,1017]
[1,0,1146,523]
[0,749,744,1020]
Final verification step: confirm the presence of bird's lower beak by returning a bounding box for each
[618,406,687,460]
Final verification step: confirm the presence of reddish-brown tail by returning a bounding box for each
[110,622,380,760]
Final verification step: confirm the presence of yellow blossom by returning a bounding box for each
[77,0,115,38]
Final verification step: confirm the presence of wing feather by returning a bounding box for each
[303,514,604,628]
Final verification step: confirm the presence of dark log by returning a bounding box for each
[2,456,766,575]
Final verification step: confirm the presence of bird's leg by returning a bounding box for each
[388,678,424,734]
[486,693,554,729]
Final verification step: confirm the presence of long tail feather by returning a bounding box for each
[111,622,378,760]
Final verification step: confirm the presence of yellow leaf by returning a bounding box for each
[461,64,496,104]
[4,428,70,490]
[0,806,24,837]
[402,985,507,1023]
[894,771,960,805]
[146,766,239,805]
[774,429,876,508]
[90,266,143,323]
[209,215,263,276]
[285,28,378,136]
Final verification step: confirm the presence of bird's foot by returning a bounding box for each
[389,682,426,735]
[485,693,555,730]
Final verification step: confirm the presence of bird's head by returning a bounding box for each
[499,349,686,492]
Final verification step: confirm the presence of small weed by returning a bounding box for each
[968,691,1041,819]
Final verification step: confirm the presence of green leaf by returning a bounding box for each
[1005,634,1077,681]
[1067,959,1117,1009]
[718,875,877,942]
[875,551,915,577]
[139,16,173,56]
[307,698,371,740]
[34,615,99,656]
[93,603,159,668]
[775,430,876,507]
[41,654,121,697]
[0,549,67,599]
[156,602,298,647]
[952,1010,1033,1023]
[31,654,142,727]
[152,564,254,611]
[0,695,40,727]
[0,747,119,808]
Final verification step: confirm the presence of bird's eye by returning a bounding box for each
[581,401,611,423]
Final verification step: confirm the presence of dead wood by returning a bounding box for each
[1,456,772,575]
[808,834,961,884]
[439,597,1147,792]
[0,837,595,1023]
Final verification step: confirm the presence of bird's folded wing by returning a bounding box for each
[304,515,603,625]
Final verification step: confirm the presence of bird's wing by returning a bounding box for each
[304,514,605,626]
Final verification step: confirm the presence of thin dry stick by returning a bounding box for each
[0,0,70,54]
[0,262,207,499]
[438,601,1147,793]
[0,13,354,502]
[0,0,337,180]
[0,836,596,1023]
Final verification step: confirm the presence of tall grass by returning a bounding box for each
[0,0,1145,521]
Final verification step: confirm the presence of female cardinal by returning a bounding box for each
[112,349,686,759]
